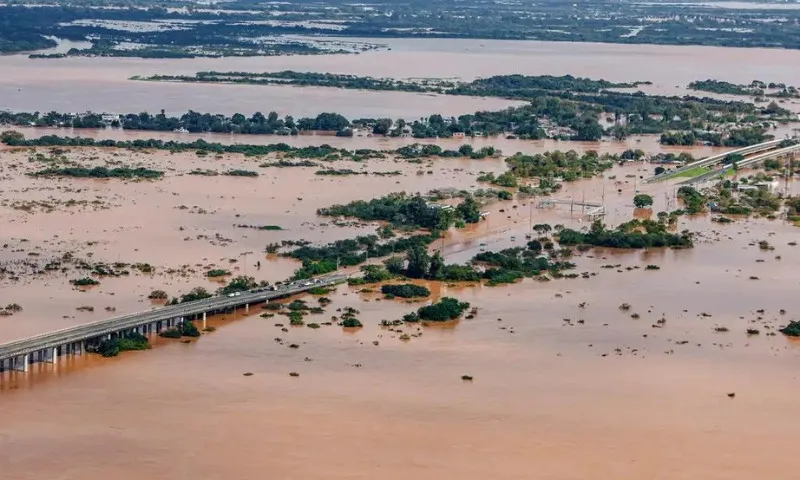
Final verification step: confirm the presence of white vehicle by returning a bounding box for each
[227,293,236,297]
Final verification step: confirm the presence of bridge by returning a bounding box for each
[0,274,347,373]
[678,142,800,186]
[645,138,792,183]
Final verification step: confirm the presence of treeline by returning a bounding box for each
[557,219,693,249]
[504,150,616,181]
[29,165,163,179]
[1,77,790,142]
[0,132,503,164]
[317,193,483,230]
[144,71,646,95]
[125,73,791,141]
[660,126,774,147]
[688,79,799,99]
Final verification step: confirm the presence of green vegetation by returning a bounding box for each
[381,284,431,298]
[219,276,258,295]
[146,71,643,95]
[224,169,259,177]
[286,233,437,279]
[4,69,791,144]
[677,180,782,217]
[147,289,168,300]
[780,321,800,337]
[234,224,283,231]
[472,248,575,285]
[30,166,163,179]
[160,321,201,339]
[677,186,707,214]
[339,307,363,328]
[671,166,711,179]
[633,194,654,209]
[557,219,693,249]
[70,277,100,286]
[308,286,333,295]
[95,332,150,357]
[170,287,213,304]
[504,150,615,182]
[689,79,799,99]
[318,193,483,230]
[688,80,759,97]
[206,269,231,278]
[417,297,470,322]
[660,126,775,147]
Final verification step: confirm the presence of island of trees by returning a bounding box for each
[119,72,795,142]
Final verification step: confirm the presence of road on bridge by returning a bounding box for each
[0,274,348,364]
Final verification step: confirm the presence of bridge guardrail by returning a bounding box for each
[0,276,345,360]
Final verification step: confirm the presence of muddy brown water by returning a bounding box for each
[2,39,800,478]
[3,37,800,117]
[1,143,799,479]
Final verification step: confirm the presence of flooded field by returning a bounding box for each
[2,39,800,479]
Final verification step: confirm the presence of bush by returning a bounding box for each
[206,269,231,277]
[71,277,100,286]
[159,328,182,339]
[288,311,304,326]
[417,297,471,322]
[381,284,431,298]
[95,332,150,357]
[147,289,168,300]
[159,321,200,338]
[340,317,363,328]
[779,321,800,337]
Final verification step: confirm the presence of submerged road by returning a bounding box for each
[0,274,348,371]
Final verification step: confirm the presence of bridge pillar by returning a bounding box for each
[45,347,58,363]
[13,354,28,372]
[202,312,207,330]
[245,304,249,313]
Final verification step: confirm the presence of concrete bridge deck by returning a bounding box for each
[646,138,790,183]
[678,143,800,186]
[0,274,347,372]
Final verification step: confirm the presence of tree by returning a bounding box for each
[405,245,430,279]
[532,224,552,236]
[527,240,542,253]
[428,250,445,279]
[219,276,257,295]
[654,166,666,175]
[1,130,24,144]
[456,196,481,223]
[372,118,393,135]
[633,194,654,209]
[384,256,405,275]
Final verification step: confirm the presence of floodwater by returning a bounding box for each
[3,37,800,117]
[9,125,728,157]
[2,40,800,478]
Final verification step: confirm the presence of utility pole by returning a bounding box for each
[581,190,586,215]
[529,201,533,230]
